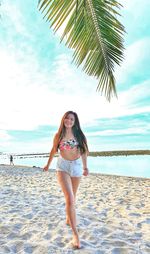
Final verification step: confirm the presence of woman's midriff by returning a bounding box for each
[60,149,81,161]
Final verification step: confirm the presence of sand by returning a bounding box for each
[0,165,150,254]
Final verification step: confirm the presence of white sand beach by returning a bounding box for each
[0,165,150,254]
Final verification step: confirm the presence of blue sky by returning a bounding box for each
[0,0,150,154]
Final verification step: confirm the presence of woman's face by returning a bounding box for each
[64,113,75,128]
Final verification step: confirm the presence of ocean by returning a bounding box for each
[0,155,150,178]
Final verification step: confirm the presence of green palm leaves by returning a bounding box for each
[38,0,125,100]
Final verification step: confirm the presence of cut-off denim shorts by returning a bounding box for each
[56,156,82,177]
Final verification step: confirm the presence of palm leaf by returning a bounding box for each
[38,0,125,100]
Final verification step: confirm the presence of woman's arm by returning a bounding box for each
[43,134,58,171]
[81,152,89,176]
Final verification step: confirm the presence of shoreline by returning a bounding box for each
[0,164,150,180]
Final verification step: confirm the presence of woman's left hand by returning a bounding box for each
[83,168,89,176]
[43,165,49,172]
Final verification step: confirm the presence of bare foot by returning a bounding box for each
[72,233,81,249]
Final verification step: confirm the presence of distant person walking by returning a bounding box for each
[10,155,14,165]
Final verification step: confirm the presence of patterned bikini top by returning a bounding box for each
[59,138,79,151]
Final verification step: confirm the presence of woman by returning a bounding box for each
[43,111,89,249]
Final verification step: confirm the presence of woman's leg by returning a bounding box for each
[66,177,81,224]
[71,176,81,198]
[57,171,81,248]
[70,176,81,248]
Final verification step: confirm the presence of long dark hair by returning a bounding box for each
[54,111,88,154]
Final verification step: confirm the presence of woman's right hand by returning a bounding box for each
[43,165,49,172]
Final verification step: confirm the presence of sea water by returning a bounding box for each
[0,155,150,178]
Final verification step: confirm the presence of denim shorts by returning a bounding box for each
[56,156,82,177]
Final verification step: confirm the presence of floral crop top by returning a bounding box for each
[59,138,79,151]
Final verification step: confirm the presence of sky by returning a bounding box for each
[0,0,150,154]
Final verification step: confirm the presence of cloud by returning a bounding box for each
[0,130,12,140]
[0,0,150,154]
[121,0,150,34]
[0,41,150,133]
[1,1,29,36]
[119,79,150,106]
[0,130,13,153]
[87,126,150,137]
[115,38,150,85]
[123,0,150,13]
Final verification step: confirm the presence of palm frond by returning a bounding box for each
[38,0,125,101]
